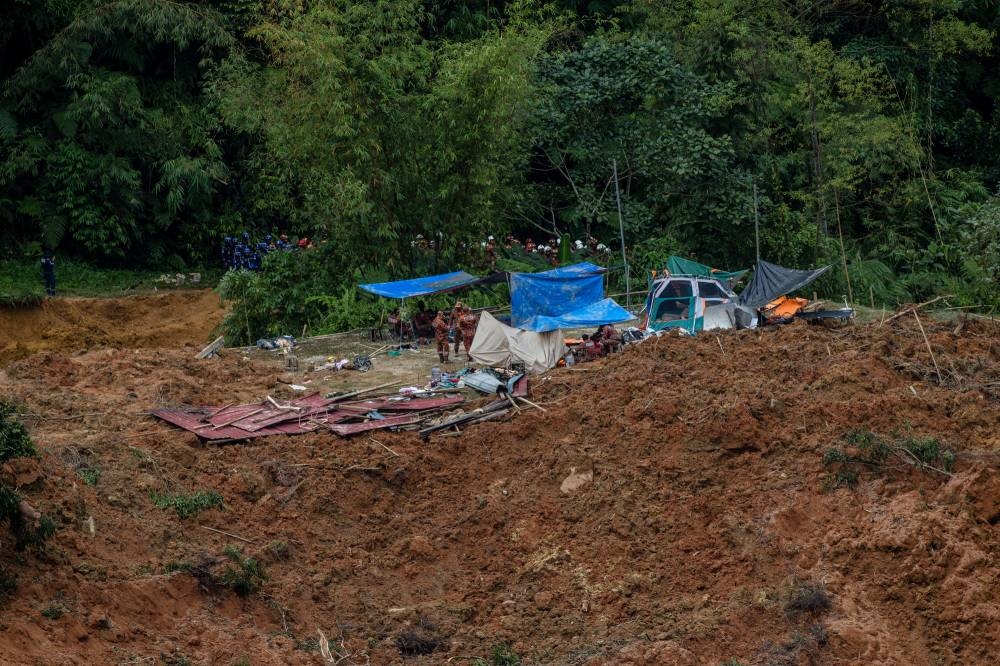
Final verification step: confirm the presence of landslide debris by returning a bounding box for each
[0,308,999,665]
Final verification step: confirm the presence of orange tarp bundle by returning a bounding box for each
[763,296,808,320]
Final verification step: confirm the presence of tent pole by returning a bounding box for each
[753,180,761,266]
[613,158,630,309]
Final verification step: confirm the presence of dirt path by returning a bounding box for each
[1,300,1000,665]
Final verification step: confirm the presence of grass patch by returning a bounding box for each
[150,490,223,519]
[41,603,65,620]
[220,546,267,596]
[267,540,290,561]
[472,643,521,666]
[163,561,193,574]
[0,401,39,462]
[77,467,101,487]
[823,429,956,489]
[0,566,18,597]
[0,258,221,299]
[784,581,832,616]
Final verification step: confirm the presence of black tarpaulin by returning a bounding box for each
[737,260,830,309]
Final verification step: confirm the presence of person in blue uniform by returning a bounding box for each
[222,236,235,268]
[41,250,56,296]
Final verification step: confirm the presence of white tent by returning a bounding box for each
[469,311,567,374]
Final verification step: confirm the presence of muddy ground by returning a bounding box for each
[1,293,1000,665]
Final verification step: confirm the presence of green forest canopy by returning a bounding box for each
[2,0,999,336]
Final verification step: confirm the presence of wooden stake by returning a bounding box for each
[369,438,400,457]
[327,381,402,402]
[912,310,943,384]
[517,396,548,412]
[202,526,255,543]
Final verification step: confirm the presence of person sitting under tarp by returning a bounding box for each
[575,334,603,362]
[412,301,435,343]
[387,307,413,340]
[594,323,622,355]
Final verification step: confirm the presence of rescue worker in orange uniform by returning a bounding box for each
[458,306,479,362]
[432,310,450,363]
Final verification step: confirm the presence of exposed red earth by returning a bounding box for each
[2,293,999,665]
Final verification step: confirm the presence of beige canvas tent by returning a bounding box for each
[469,311,567,374]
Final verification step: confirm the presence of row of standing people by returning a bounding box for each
[222,233,315,271]
[483,234,612,268]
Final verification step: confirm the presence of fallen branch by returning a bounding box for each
[202,525,255,543]
[880,295,949,327]
[894,445,953,477]
[20,412,104,421]
[369,438,399,457]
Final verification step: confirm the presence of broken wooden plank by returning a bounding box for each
[327,381,403,403]
[326,414,425,437]
[196,336,225,359]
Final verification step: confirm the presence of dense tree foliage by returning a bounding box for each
[2,0,998,332]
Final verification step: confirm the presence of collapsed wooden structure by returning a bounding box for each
[152,392,465,442]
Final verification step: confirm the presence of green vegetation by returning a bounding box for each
[150,490,224,519]
[824,429,956,489]
[784,580,832,616]
[0,566,18,597]
[219,545,267,597]
[40,603,65,620]
[266,540,289,561]
[0,402,38,462]
[163,561,193,574]
[473,643,522,666]
[0,257,207,300]
[76,467,101,487]
[0,402,54,559]
[3,1,1000,336]
[160,652,192,666]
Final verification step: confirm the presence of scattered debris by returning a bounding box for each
[153,391,465,442]
[255,335,295,351]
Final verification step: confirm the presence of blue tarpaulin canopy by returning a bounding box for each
[359,271,481,299]
[519,298,637,333]
[510,262,607,328]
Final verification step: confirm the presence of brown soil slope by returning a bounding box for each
[1,314,1000,665]
[0,290,225,363]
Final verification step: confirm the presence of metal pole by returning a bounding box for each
[753,181,761,265]
[613,159,630,309]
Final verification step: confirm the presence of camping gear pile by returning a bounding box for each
[152,391,465,442]
[643,256,853,334]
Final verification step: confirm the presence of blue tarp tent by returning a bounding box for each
[510,262,607,328]
[359,271,481,299]
[519,298,636,333]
